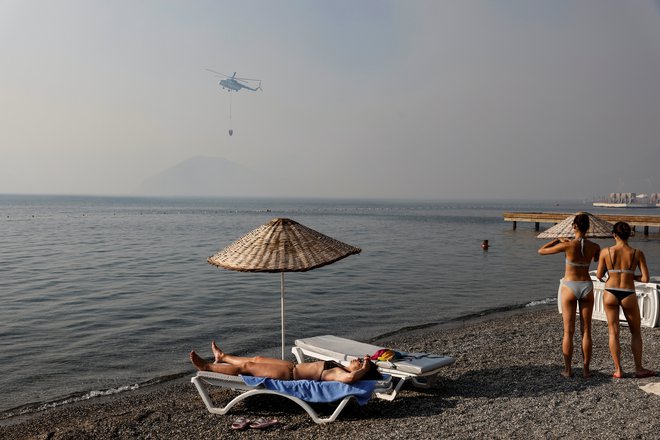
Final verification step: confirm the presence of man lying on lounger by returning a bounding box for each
[190,341,383,383]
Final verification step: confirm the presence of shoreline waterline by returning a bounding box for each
[0,299,557,422]
[1,306,657,439]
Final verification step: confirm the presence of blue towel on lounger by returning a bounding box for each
[241,376,378,405]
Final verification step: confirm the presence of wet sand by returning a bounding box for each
[2,307,658,439]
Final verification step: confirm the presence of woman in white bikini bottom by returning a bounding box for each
[561,280,593,300]
[538,213,600,378]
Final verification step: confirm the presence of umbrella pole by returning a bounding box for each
[281,272,285,360]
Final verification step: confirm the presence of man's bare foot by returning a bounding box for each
[612,371,623,379]
[561,369,574,378]
[211,340,225,363]
[190,351,211,371]
[635,369,656,378]
[583,368,592,379]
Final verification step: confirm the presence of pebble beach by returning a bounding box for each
[2,307,658,440]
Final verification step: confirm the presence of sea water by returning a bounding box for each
[1,195,658,416]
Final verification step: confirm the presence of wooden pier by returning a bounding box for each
[503,212,660,235]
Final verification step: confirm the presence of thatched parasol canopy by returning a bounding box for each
[208,218,361,358]
[208,218,361,272]
[537,212,613,239]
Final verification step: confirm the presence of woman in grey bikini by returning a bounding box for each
[539,213,600,378]
[596,221,655,379]
[190,341,382,382]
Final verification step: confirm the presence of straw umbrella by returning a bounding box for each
[536,212,613,239]
[208,218,361,359]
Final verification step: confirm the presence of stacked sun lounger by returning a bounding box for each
[293,335,455,400]
[557,273,660,328]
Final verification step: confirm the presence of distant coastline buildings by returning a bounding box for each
[593,193,659,208]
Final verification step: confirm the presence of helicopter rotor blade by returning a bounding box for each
[205,68,231,78]
[234,77,261,82]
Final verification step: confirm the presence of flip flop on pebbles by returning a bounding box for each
[249,417,279,429]
[230,417,251,430]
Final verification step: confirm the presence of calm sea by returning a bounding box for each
[1,195,658,416]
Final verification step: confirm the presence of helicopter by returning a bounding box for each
[206,69,262,92]
[206,69,262,136]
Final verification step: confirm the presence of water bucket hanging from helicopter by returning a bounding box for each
[205,69,262,137]
[228,93,233,136]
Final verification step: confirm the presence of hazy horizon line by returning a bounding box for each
[0,191,592,204]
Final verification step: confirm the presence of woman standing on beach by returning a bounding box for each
[538,213,600,378]
[596,221,655,379]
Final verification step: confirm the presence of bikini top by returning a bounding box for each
[608,248,636,274]
[565,259,590,268]
[565,238,590,267]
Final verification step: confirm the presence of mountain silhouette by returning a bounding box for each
[136,156,279,197]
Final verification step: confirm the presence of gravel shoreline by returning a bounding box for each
[2,307,658,439]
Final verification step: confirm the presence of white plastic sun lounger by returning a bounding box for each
[191,371,393,424]
[557,273,660,328]
[293,335,455,401]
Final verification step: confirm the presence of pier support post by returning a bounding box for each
[512,221,517,230]
[535,222,539,231]
[644,226,649,235]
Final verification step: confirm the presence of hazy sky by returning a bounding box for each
[2,0,660,200]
